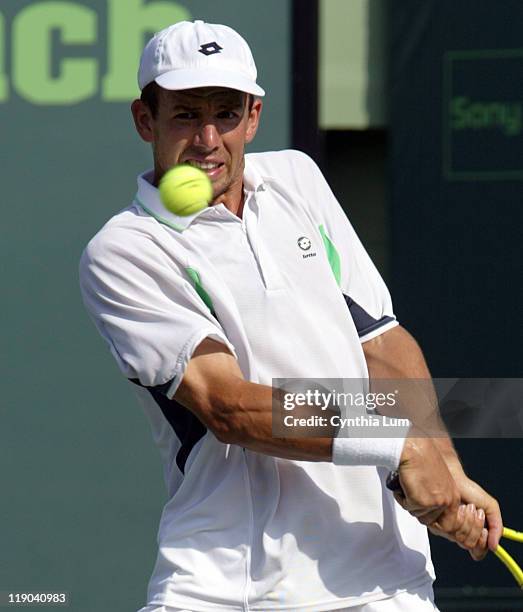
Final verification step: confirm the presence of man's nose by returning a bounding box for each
[193,121,220,149]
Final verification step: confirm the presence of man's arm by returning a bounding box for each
[362,324,503,557]
[174,336,468,539]
[174,337,333,461]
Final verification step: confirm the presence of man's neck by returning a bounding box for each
[211,181,245,219]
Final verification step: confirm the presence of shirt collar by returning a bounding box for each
[134,170,205,232]
[243,157,266,195]
[134,160,267,232]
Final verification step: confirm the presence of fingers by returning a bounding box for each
[484,497,503,550]
[412,507,448,527]
[431,493,461,534]
[469,528,489,561]
[430,504,488,558]
[454,505,485,550]
[447,472,503,552]
[395,437,502,557]
[393,488,453,528]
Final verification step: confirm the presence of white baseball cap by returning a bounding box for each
[138,20,265,96]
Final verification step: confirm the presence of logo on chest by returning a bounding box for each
[297,236,317,259]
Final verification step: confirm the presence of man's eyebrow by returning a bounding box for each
[172,93,245,108]
[171,101,245,113]
[171,103,200,111]
[213,97,247,111]
[216,101,244,109]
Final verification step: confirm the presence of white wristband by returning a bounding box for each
[331,427,409,470]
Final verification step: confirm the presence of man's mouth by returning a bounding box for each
[186,159,223,171]
[185,160,224,179]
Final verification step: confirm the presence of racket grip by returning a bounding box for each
[386,470,402,493]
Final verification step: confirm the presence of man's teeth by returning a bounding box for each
[187,161,220,170]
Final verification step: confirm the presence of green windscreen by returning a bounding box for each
[1,2,290,610]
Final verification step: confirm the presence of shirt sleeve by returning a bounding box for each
[79,226,236,398]
[292,150,399,343]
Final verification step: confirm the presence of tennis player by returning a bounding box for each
[79,20,502,612]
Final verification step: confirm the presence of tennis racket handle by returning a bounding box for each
[386,470,402,492]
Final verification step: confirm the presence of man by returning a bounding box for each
[80,20,502,612]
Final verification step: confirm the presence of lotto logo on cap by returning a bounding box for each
[138,20,265,96]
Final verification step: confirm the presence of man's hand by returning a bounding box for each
[395,430,462,533]
[394,435,502,559]
[428,505,488,560]
[364,326,501,558]
[447,461,503,557]
[434,441,504,558]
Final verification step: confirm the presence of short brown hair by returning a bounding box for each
[140,82,162,117]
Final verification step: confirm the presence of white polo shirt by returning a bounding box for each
[80,150,434,612]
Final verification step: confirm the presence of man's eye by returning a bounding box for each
[175,112,196,120]
[217,111,238,119]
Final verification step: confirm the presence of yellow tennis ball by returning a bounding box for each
[159,164,213,216]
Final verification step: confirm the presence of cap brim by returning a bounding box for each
[155,68,265,97]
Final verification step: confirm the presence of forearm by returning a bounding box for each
[433,436,462,472]
[364,325,450,439]
[175,338,406,465]
[181,373,407,466]
[364,325,466,470]
[363,326,503,551]
[174,340,334,461]
[214,377,334,461]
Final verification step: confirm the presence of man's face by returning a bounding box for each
[132,86,262,207]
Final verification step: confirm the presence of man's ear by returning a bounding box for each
[245,98,263,144]
[131,99,155,143]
